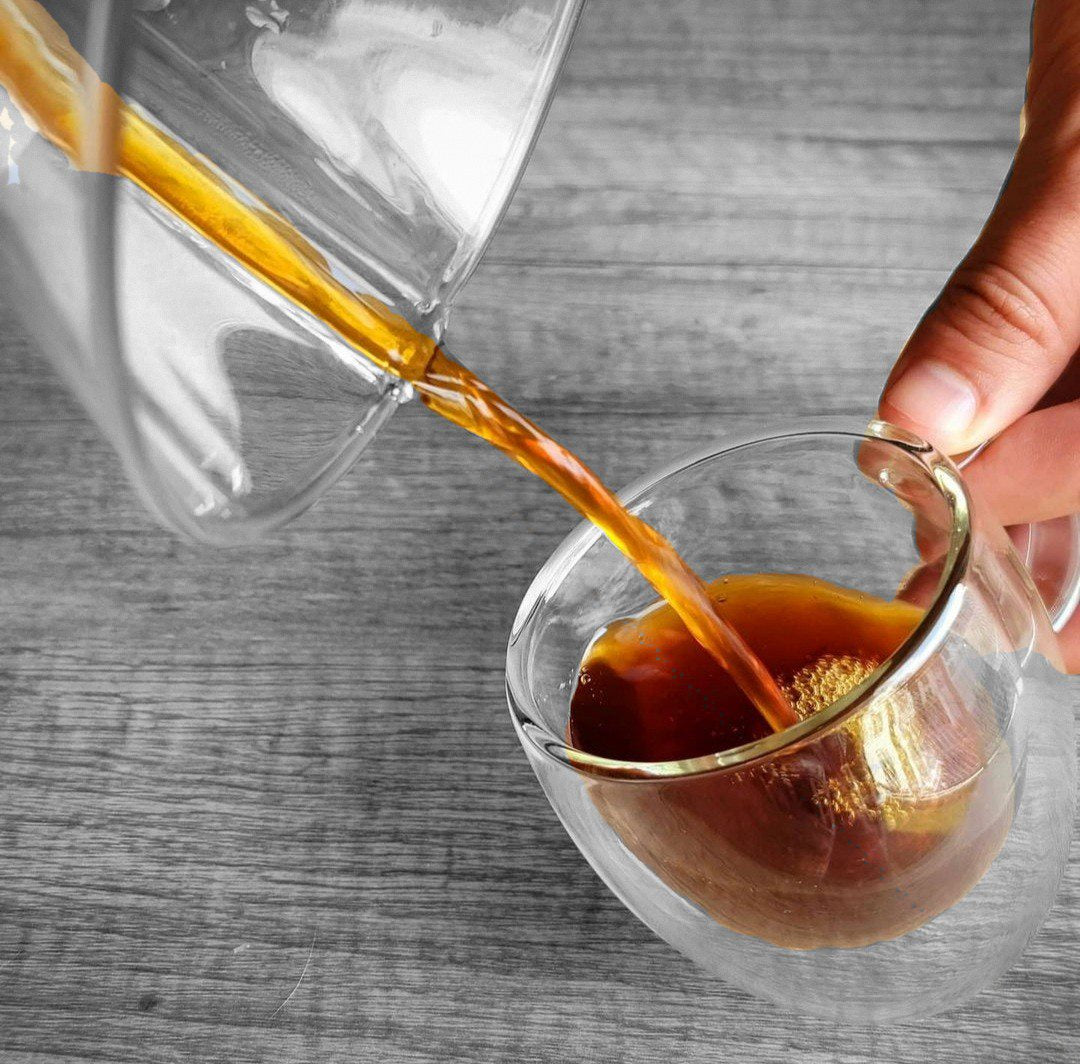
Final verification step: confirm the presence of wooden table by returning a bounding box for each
[3,1,1078,1060]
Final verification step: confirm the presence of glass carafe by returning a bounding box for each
[0,0,583,543]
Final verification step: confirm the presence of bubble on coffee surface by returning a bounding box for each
[777,651,968,833]
[781,653,879,720]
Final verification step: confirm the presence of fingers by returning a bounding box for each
[961,401,1080,526]
[879,140,1080,454]
[1055,610,1080,673]
[896,557,946,612]
[878,1,1080,455]
[960,396,1080,672]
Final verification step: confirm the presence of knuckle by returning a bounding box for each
[936,262,1063,368]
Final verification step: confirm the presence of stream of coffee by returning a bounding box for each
[4,1,1019,952]
[0,0,798,731]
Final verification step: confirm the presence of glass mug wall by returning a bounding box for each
[0,0,583,542]
[507,423,1079,1022]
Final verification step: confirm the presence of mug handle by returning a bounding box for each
[957,442,1080,633]
[1019,515,1080,634]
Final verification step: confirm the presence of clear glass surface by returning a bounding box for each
[507,421,1078,1022]
[0,0,583,542]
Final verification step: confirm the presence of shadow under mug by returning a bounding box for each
[507,420,1078,1023]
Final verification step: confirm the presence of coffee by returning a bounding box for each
[568,574,1014,948]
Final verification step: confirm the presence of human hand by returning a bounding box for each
[877,0,1080,668]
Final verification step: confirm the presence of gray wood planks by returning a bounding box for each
[3,1,1078,1061]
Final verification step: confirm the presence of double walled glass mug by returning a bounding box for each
[507,421,1080,1022]
[0,0,583,543]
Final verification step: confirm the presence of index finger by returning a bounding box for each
[878,1,1080,454]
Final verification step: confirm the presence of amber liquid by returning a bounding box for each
[569,574,1014,948]
[0,0,796,731]
[3,1,1016,951]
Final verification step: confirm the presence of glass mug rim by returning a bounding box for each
[505,418,976,782]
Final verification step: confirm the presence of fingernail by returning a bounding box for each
[883,360,978,443]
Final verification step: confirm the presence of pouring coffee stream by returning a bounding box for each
[0,0,799,732]
[8,0,1079,1012]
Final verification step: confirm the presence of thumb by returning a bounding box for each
[879,5,1080,454]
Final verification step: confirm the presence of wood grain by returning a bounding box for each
[3,1,1079,1061]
